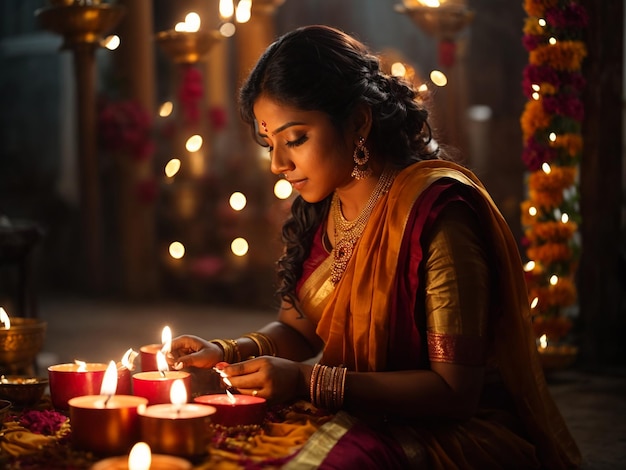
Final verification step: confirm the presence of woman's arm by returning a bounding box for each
[340,201,490,420]
[236,302,324,362]
[169,301,323,369]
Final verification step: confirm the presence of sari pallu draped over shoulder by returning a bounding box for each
[313,160,581,468]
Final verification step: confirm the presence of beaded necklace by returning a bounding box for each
[330,167,397,284]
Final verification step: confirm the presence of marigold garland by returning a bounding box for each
[520,0,587,341]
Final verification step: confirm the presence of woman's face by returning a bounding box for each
[253,94,355,203]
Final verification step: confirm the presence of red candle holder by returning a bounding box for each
[69,394,148,456]
[48,363,135,410]
[194,394,266,427]
[132,371,191,405]
[116,366,132,395]
[139,344,161,372]
[138,403,216,458]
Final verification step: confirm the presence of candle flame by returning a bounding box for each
[170,379,187,410]
[235,0,252,23]
[128,442,152,470]
[0,307,10,330]
[226,389,236,404]
[161,326,172,354]
[539,334,548,349]
[121,348,138,371]
[100,360,118,402]
[75,360,87,372]
[185,12,201,32]
[213,366,233,388]
[418,0,441,7]
[219,0,234,19]
[156,350,169,377]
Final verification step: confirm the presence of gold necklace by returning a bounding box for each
[330,167,397,284]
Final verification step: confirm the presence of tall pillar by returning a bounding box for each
[235,0,285,84]
[113,0,158,297]
[36,1,125,293]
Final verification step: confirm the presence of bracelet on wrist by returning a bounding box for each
[309,363,347,412]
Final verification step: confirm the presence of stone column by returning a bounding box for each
[113,0,158,297]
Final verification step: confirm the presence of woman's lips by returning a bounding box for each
[288,178,306,190]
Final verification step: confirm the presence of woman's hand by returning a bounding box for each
[218,357,310,404]
[167,335,223,370]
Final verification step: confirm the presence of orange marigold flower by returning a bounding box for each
[548,277,577,308]
[529,41,588,71]
[521,99,551,140]
[527,242,571,265]
[550,133,583,157]
[523,0,558,17]
[528,166,577,192]
[539,82,557,95]
[528,188,564,209]
[523,17,545,35]
[521,200,539,227]
[525,220,578,243]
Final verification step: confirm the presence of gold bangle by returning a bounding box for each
[242,333,263,358]
[242,332,276,357]
[209,339,241,363]
[225,338,241,363]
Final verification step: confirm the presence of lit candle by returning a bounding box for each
[132,351,191,405]
[194,390,266,427]
[48,360,108,410]
[138,379,216,458]
[139,326,172,372]
[116,348,138,395]
[69,361,148,456]
[90,441,193,470]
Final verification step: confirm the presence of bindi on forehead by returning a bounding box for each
[260,120,269,134]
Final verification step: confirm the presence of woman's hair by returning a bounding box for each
[238,25,443,311]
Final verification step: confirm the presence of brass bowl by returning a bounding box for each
[0,376,49,406]
[0,318,47,373]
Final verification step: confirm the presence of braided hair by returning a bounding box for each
[239,25,444,311]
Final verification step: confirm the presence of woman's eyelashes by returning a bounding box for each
[285,134,308,148]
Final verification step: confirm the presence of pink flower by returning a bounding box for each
[545,4,588,30]
[543,95,584,121]
[209,106,228,131]
[522,34,544,52]
[98,98,154,161]
[523,137,557,171]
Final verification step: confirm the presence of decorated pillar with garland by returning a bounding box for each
[519,0,588,363]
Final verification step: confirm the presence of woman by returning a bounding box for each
[169,25,581,468]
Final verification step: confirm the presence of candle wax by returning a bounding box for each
[194,393,266,427]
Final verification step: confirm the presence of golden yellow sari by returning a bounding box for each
[288,160,581,468]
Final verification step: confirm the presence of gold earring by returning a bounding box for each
[351,136,372,180]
